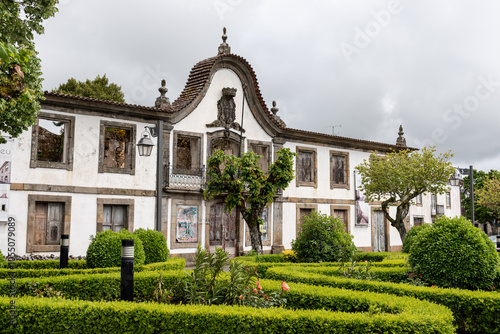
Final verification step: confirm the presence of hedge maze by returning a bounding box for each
[0,254,498,333]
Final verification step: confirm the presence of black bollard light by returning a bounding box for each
[60,234,69,269]
[121,239,134,301]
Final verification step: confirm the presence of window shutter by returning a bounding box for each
[34,202,48,245]
[45,203,63,245]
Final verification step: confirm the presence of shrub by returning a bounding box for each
[292,211,357,263]
[86,230,145,268]
[282,249,298,262]
[409,215,500,290]
[402,224,430,253]
[133,228,169,264]
[0,250,6,268]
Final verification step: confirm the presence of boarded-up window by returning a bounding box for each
[413,217,424,226]
[102,205,127,232]
[36,119,68,163]
[333,209,348,233]
[175,136,200,170]
[331,155,346,184]
[212,139,239,156]
[250,144,269,172]
[297,151,313,183]
[34,202,63,246]
[104,128,132,169]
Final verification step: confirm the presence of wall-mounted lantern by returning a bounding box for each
[136,126,158,157]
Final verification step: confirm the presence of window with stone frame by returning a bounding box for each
[330,150,349,189]
[333,208,349,233]
[98,121,136,174]
[413,216,424,226]
[173,132,201,173]
[446,192,451,208]
[416,194,422,205]
[27,195,71,253]
[249,142,271,172]
[296,147,317,187]
[102,205,128,232]
[30,112,74,170]
[96,198,134,233]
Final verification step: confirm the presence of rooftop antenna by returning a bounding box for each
[331,125,341,136]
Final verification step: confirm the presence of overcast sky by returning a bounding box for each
[34,0,500,172]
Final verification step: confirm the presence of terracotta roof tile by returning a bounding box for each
[44,91,174,113]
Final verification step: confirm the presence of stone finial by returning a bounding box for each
[396,125,407,147]
[270,100,286,127]
[271,100,279,115]
[155,79,170,109]
[218,27,231,55]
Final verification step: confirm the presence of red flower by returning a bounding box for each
[281,281,290,291]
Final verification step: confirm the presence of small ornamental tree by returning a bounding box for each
[133,228,169,264]
[53,74,125,103]
[204,148,295,255]
[86,230,145,268]
[355,146,455,242]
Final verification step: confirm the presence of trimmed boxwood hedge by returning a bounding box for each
[0,257,185,279]
[6,259,88,269]
[265,265,500,334]
[0,278,455,333]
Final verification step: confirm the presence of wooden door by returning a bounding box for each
[209,203,238,257]
[34,202,63,246]
[333,209,348,233]
[373,211,387,252]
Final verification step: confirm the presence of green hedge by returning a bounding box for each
[0,279,455,333]
[6,259,87,269]
[265,266,500,334]
[0,270,182,301]
[354,252,393,262]
[0,258,185,279]
[300,265,409,283]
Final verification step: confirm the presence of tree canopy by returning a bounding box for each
[53,74,125,103]
[462,169,499,228]
[355,146,455,242]
[204,148,295,254]
[475,173,500,234]
[0,0,58,143]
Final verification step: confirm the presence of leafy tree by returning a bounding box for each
[355,146,455,242]
[475,173,500,234]
[53,74,125,103]
[462,169,500,234]
[204,148,295,255]
[0,0,58,143]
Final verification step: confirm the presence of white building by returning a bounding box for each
[1,31,461,259]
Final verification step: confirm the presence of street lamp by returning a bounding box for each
[137,126,158,157]
[449,172,460,187]
[136,122,163,233]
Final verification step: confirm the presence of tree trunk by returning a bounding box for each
[248,220,263,255]
[381,199,408,243]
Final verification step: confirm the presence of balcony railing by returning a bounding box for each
[165,164,206,190]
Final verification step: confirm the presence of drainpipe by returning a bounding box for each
[156,120,163,232]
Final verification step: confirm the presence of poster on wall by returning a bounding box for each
[355,171,369,225]
[176,206,198,242]
[260,207,268,241]
[0,137,12,222]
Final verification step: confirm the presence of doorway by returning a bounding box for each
[373,210,388,252]
[208,202,238,257]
